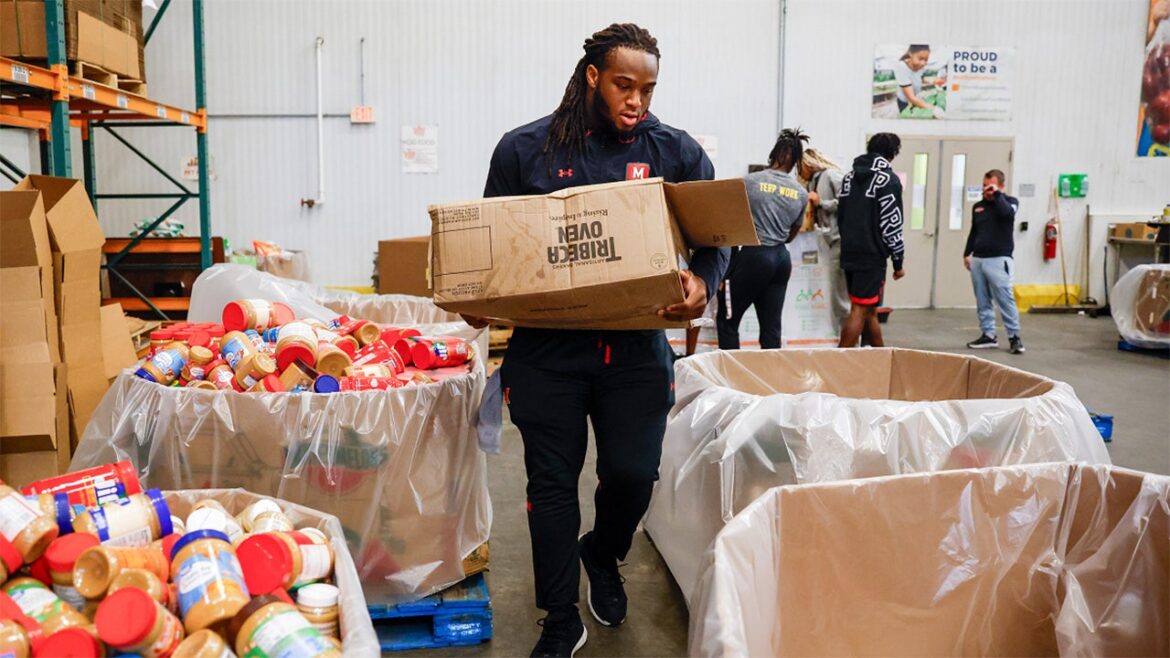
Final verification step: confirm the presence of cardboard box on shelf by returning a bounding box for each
[1109,222,1159,241]
[99,303,138,380]
[429,178,757,330]
[377,236,431,297]
[0,1,142,80]
[13,175,109,445]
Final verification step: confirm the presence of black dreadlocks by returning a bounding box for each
[544,23,660,164]
[767,128,809,171]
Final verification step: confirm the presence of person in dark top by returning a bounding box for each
[467,23,728,657]
[837,133,906,348]
[963,169,1025,354]
[717,129,809,349]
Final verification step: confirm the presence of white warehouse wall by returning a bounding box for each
[782,0,1169,300]
[88,0,781,286]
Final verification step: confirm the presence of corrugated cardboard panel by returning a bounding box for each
[967,359,1053,399]
[889,350,971,401]
[774,465,1071,656]
[378,237,431,297]
[100,304,137,380]
[663,178,759,248]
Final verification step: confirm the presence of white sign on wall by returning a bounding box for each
[401,124,439,173]
[180,155,215,181]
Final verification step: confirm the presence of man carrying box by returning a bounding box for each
[463,23,727,657]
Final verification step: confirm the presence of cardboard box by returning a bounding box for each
[428,178,757,329]
[13,176,108,445]
[1135,268,1170,337]
[0,190,60,362]
[0,365,70,479]
[691,464,1168,657]
[377,236,431,297]
[1109,222,1159,241]
[1,0,142,80]
[99,303,138,380]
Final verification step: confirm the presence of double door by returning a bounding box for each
[883,137,1014,308]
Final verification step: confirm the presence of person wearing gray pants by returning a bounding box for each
[963,169,1025,355]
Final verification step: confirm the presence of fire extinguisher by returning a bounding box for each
[1044,220,1058,261]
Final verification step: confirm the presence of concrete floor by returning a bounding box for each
[395,309,1169,657]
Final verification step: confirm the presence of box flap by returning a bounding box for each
[0,190,51,269]
[663,178,759,248]
[0,360,57,447]
[889,350,971,401]
[19,176,104,253]
[100,304,138,380]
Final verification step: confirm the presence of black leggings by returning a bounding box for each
[717,244,793,350]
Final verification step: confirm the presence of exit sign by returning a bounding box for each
[350,106,375,124]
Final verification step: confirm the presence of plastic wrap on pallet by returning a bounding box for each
[162,488,379,656]
[688,464,1169,657]
[73,268,491,606]
[644,348,1111,604]
[1111,264,1170,348]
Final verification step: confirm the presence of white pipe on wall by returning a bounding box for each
[302,36,326,208]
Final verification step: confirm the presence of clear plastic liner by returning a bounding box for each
[73,266,490,605]
[689,464,1169,657]
[162,489,378,656]
[645,348,1111,603]
[1111,264,1170,348]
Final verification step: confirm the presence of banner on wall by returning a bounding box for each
[872,44,1013,121]
[1137,0,1170,156]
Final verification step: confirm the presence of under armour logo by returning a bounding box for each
[558,168,574,178]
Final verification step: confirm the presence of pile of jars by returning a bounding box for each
[1,461,346,657]
[135,299,473,394]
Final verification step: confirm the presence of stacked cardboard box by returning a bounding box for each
[0,189,70,481]
[0,0,145,81]
[1,176,110,480]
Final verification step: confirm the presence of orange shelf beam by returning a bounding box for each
[1,56,206,131]
[105,297,191,312]
[103,238,207,255]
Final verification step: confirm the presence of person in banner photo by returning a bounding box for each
[872,44,947,119]
[1138,0,1170,156]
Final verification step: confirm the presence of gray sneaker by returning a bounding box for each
[1009,336,1025,354]
[967,334,999,349]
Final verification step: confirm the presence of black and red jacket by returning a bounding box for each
[483,112,728,298]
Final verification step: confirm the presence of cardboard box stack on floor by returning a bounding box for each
[0,189,70,480]
[0,0,145,81]
[1,176,120,481]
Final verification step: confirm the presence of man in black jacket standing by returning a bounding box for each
[467,24,727,657]
[963,169,1025,354]
[836,133,906,348]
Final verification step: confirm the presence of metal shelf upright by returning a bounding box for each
[0,0,209,320]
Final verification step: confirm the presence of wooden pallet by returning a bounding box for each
[71,60,146,96]
[488,325,512,353]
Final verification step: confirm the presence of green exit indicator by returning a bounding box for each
[1058,173,1088,198]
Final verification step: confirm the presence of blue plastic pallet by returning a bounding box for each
[1118,339,1170,359]
[369,573,493,651]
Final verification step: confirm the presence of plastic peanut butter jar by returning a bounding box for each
[173,628,238,658]
[0,482,60,563]
[95,587,185,657]
[73,544,170,599]
[170,530,251,634]
[227,595,339,658]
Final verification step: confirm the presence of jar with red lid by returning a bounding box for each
[44,533,99,611]
[247,375,285,393]
[412,337,471,369]
[344,363,394,379]
[96,587,185,657]
[222,300,294,332]
[204,360,235,391]
[275,321,318,371]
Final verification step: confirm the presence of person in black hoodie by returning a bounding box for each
[963,169,1024,354]
[466,24,728,658]
[836,133,906,348]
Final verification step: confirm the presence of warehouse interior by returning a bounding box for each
[1,1,1167,657]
